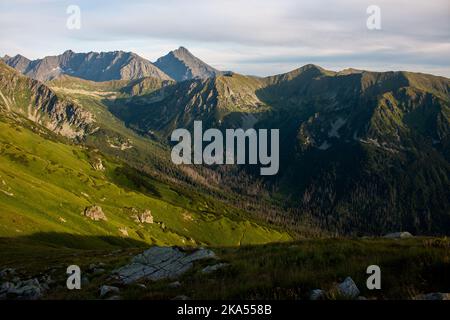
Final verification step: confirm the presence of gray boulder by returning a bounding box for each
[309,289,325,300]
[114,247,217,284]
[0,268,15,279]
[9,278,43,300]
[0,281,15,293]
[337,277,360,299]
[100,285,120,297]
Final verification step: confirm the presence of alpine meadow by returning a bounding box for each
[0,0,449,303]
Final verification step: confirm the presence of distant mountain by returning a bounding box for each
[154,46,222,81]
[2,50,172,82]
[2,54,32,74]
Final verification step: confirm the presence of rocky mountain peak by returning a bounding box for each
[172,46,193,58]
[62,49,75,55]
[2,54,32,73]
[154,47,222,81]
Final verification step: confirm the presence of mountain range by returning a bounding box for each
[1,47,222,83]
[0,47,449,238]
[107,63,450,235]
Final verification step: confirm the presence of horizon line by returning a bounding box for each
[2,48,449,80]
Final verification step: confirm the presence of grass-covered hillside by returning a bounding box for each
[0,114,290,246]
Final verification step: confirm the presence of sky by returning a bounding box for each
[0,0,449,77]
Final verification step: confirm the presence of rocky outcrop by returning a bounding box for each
[8,279,44,300]
[83,205,107,221]
[0,61,94,139]
[133,209,154,224]
[91,158,105,171]
[0,274,53,300]
[114,247,216,284]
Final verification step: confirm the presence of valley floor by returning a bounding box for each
[0,236,448,300]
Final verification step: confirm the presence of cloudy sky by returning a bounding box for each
[1,0,449,77]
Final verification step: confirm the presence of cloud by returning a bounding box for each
[0,0,449,76]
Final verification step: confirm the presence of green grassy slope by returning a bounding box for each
[0,115,290,247]
[48,75,302,238]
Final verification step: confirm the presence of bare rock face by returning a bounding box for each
[83,205,107,221]
[0,62,94,139]
[91,158,105,171]
[113,247,216,284]
[133,209,153,224]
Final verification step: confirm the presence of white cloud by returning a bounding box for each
[0,0,449,76]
